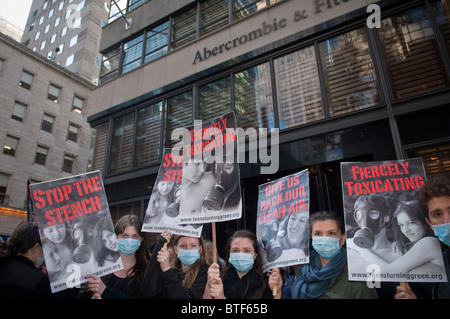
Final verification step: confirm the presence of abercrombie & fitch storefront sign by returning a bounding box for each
[193,0,379,64]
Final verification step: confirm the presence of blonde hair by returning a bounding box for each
[171,235,206,289]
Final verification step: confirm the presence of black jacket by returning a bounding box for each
[142,235,208,299]
[0,255,52,298]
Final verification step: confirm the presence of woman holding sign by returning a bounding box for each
[204,229,282,299]
[142,230,209,299]
[83,215,149,298]
[291,211,378,299]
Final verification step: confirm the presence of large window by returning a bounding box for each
[234,62,275,130]
[100,47,121,82]
[200,0,229,36]
[199,76,231,122]
[165,91,193,147]
[378,6,450,99]
[109,113,135,173]
[433,0,450,55]
[134,102,162,167]
[319,27,381,116]
[90,122,109,175]
[145,22,169,63]
[122,35,144,74]
[274,45,324,128]
[172,6,197,49]
[3,135,20,157]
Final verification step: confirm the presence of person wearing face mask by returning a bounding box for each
[395,175,450,299]
[0,222,53,298]
[83,215,149,298]
[290,211,378,299]
[142,230,208,299]
[204,229,283,299]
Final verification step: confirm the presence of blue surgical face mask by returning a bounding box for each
[177,249,200,266]
[229,253,254,274]
[312,236,342,259]
[433,222,450,246]
[36,256,45,268]
[117,238,141,256]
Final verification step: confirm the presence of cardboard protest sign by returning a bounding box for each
[257,169,310,272]
[30,171,123,292]
[177,112,242,224]
[142,149,203,237]
[342,158,447,283]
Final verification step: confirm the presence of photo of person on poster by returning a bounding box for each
[342,159,447,283]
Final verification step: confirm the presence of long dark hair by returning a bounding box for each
[0,222,41,264]
[223,229,267,299]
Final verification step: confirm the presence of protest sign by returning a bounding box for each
[142,148,203,237]
[177,112,242,224]
[256,169,310,273]
[30,171,123,292]
[342,158,447,283]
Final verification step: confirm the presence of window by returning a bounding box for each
[40,40,47,51]
[44,24,50,34]
[129,0,146,11]
[48,8,54,18]
[199,76,232,122]
[72,95,84,113]
[122,35,144,74]
[319,27,381,116]
[172,7,197,49]
[57,43,64,54]
[58,1,64,11]
[69,34,78,47]
[134,102,162,167]
[62,154,75,173]
[0,173,10,205]
[11,100,27,122]
[165,90,193,147]
[233,0,267,22]
[51,33,57,43]
[274,45,324,128]
[35,145,49,165]
[19,70,34,90]
[378,6,450,99]
[90,122,109,175]
[200,0,229,36]
[47,83,61,102]
[35,31,41,40]
[100,47,121,82]
[3,135,20,157]
[41,113,55,133]
[234,62,275,130]
[66,54,74,66]
[67,123,80,142]
[39,16,44,25]
[109,112,135,173]
[144,22,168,63]
[0,57,3,72]
[61,26,68,37]
[55,16,61,27]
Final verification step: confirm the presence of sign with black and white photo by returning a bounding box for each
[256,169,310,272]
[30,171,123,293]
[142,148,203,237]
[342,158,447,283]
[177,112,242,225]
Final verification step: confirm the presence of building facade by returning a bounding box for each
[0,32,96,237]
[88,0,449,250]
[21,0,109,85]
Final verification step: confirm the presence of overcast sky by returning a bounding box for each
[0,0,33,30]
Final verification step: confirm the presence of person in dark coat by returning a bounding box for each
[142,230,208,299]
[0,222,53,298]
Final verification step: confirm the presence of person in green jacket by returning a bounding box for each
[290,210,378,299]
